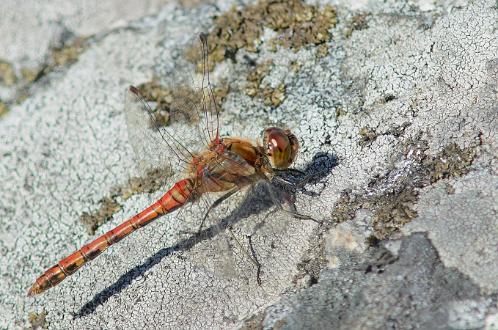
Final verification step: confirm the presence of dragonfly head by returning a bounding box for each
[263,127,299,169]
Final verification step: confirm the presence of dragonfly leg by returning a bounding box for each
[273,170,323,189]
[264,181,322,224]
[227,225,262,285]
[197,188,239,233]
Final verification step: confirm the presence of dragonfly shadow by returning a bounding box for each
[74,152,337,319]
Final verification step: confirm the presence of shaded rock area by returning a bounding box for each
[0,0,497,329]
[258,233,488,329]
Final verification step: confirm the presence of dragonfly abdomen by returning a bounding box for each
[28,178,194,296]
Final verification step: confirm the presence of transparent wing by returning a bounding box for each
[124,87,193,174]
[124,33,225,175]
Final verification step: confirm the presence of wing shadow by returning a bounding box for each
[74,152,337,319]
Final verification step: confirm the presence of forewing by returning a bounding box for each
[124,87,193,174]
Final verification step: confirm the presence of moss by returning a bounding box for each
[135,80,175,127]
[331,140,478,239]
[359,123,411,146]
[245,60,273,96]
[19,37,88,86]
[358,127,378,146]
[51,37,87,67]
[243,59,287,107]
[20,68,40,84]
[27,311,48,330]
[0,101,8,117]
[0,60,16,86]
[80,197,122,235]
[0,37,89,112]
[184,1,336,110]
[371,188,419,239]
[79,166,172,234]
[344,13,370,38]
[186,0,337,70]
[135,79,229,128]
[426,143,476,183]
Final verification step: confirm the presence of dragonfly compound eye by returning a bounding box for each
[263,127,299,169]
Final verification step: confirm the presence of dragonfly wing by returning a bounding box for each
[124,34,228,175]
[124,87,190,174]
[200,150,257,193]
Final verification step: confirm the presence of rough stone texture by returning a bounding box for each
[261,233,488,330]
[0,0,497,329]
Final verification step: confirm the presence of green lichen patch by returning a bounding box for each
[51,37,87,67]
[136,79,228,128]
[26,311,48,330]
[332,141,478,239]
[0,37,89,117]
[244,59,286,107]
[0,60,17,86]
[358,127,378,146]
[186,0,337,71]
[0,101,8,118]
[79,166,172,234]
[245,60,273,97]
[18,37,88,87]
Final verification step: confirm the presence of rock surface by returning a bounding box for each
[0,0,496,329]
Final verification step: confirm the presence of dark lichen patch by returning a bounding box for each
[316,43,329,58]
[20,68,40,84]
[359,127,378,146]
[245,60,273,97]
[79,166,172,235]
[26,311,48,330]
[332,141,477,239]
[426,143,476,183]
[244,59,286,107]
[80,197,122,235]
[136,79,228,128]
[261,83,286,107]
[359,122,411,146]
[344,13,370,38]
[267,3,337,51]
[135,80,175,127]
[0,60,17,86]
[186,0,337,71]
[370,187,419,239]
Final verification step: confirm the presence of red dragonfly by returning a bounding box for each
[28,33,303,296]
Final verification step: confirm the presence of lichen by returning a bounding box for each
[0,60,17,86]
[184,1,336,111]
[0,101,8,117]
[135,79,228,128]
[344,13,370,38]
[26,311,48,330]
[51,37,87,67]
[358,127,378,146]
[332,140,478,239]
[0,37,88,114]
[244,60,286,107]
[186,0,337,70]
[79,166,172,234]
[358,123,410,147]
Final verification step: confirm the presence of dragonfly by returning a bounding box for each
[28,33,306,297]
